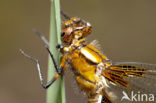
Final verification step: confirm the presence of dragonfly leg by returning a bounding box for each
[61,10,70,20]
[32,29,50,47]
[32,29,64,51]
[45,46,63,74]
[20,49,62,89]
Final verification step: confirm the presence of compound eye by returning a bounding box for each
[61,32,65,37]
[73,17,80,22]
[73,17,78,22]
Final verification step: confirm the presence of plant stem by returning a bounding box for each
[46,0,65,103]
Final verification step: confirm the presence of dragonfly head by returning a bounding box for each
[61,17,92,45]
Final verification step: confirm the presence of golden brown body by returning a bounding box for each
[21,16,149,103]
[59,17,146,103]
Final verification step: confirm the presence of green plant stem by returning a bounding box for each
[46,0,65,103]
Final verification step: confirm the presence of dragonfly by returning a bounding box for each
[20,11,156,103]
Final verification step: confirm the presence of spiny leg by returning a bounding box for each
[32,28,64,73]
[20,49,62,89]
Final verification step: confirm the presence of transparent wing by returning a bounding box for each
[105,62,156,103]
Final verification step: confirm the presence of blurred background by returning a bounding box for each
[0,0,156,103]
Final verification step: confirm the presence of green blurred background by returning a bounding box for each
[0,0,156,103]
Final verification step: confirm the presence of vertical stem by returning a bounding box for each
[46,0,65,103]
